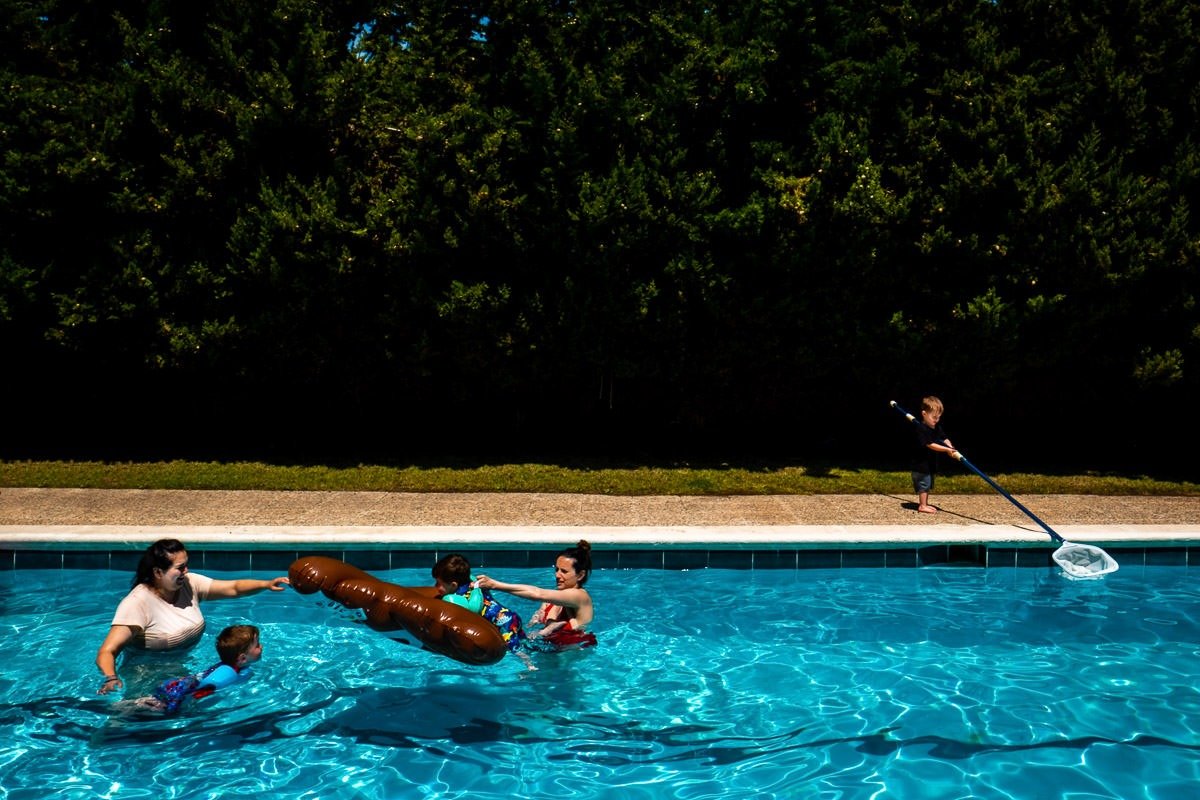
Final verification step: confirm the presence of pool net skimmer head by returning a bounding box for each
[1052,541,1120,580]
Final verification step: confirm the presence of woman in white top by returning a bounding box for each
[95,539,290,695]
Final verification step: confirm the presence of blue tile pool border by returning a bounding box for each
[3,543,1198,571]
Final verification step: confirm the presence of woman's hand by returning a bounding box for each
[97,675,123,695]
[474,575,495,589]
[530,620,566,639]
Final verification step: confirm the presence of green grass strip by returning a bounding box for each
[1,460,1195,496]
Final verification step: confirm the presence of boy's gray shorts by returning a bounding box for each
[911,472,933,493]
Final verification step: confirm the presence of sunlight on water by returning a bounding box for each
[1,563,1199,799]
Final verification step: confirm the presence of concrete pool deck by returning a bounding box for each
[1,488,1197,548]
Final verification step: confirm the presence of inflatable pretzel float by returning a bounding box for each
[288,556,506,665]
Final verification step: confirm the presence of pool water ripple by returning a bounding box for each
[2,565,1199,798]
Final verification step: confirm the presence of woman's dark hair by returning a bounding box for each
[132,539,187,588]
[558,540,593,586]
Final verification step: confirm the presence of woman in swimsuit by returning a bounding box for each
[475,540,596,649]
[95,539,290,695]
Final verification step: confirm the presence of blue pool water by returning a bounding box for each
[1,563,1198,799]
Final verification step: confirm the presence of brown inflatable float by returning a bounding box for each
[288,555,506,665]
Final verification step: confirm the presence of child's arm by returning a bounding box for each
[927,439,957,456]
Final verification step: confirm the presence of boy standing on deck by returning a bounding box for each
[911,396,958,514]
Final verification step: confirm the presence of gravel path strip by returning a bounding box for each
[2,488,1197,527]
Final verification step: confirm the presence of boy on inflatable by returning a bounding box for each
[432,554,534,669]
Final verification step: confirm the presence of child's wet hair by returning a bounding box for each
[216,624,259,666]
[432,553,472,585]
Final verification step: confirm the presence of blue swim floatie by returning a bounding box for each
[152,663,249,714]
[443,581,485,614]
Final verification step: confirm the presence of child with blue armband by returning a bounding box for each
[138,624,262,714]
[432,554,533,669]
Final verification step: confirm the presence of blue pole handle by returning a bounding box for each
[889,400,1063,543]
[954,455,1064,543]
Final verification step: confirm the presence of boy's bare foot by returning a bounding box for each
[917,505,938,514]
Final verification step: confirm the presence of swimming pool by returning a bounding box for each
[2,563,1198,799]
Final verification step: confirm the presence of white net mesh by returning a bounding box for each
[1052,542,1120,580]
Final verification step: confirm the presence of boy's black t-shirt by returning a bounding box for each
[912,422,949,474]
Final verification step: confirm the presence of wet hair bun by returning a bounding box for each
[559,540,594,586]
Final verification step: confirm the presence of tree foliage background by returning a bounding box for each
[2,0,1197,470]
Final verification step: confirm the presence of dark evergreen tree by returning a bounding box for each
[1,0,1196,465]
